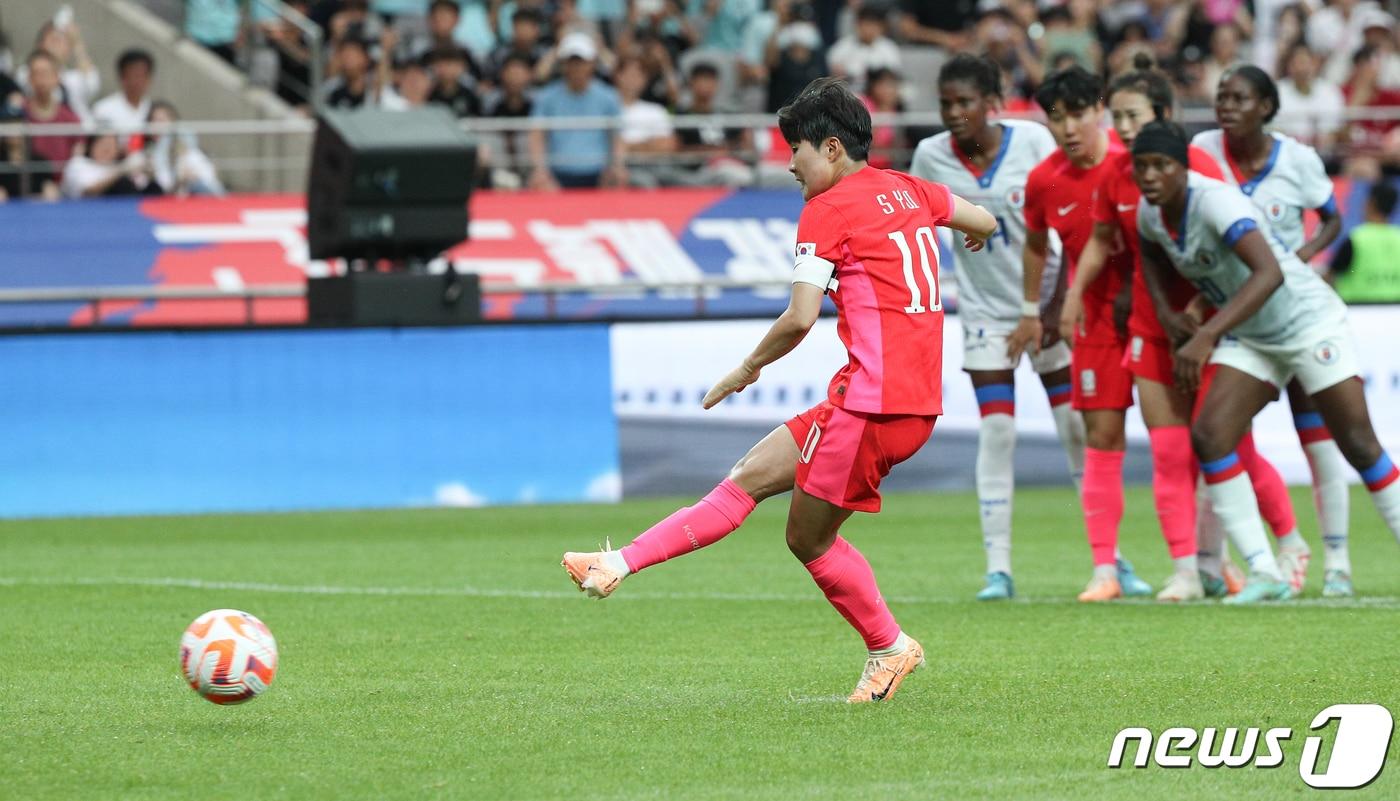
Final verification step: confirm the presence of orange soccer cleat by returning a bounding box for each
[847,636,925,703]
[1077,575,1123,602]
[561,549,627,599]
[1222,559,1247,596]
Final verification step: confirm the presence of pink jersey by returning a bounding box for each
[794,167,954,416]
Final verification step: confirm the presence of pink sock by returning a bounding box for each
[1238,432,1298,537]
[1083,447,1125,566]
[620,478,756,573]
[803,536,900,651]
[1149,426,1198,558]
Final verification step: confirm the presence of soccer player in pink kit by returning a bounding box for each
[562,78,998,703]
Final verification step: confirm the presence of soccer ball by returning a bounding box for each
[180,609,278,704]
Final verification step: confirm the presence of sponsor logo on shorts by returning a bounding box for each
[1005,187,1026,209]
[1130,336,1144,362]
[1080,369,1097,396]
[796,242,816,257]
[1315,341,1340,365]
[1107,704,1393,789]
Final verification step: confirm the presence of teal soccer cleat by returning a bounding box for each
[1222,575,1294,605]
[1116,557,1153,597]
[975,571,1015,601]
[1199,571,1229,599]
[1322,570,1354,598]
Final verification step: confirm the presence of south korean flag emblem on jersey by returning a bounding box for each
[1266,202,1286,222]
[797,242,817,257]
[1005,187,1026,209]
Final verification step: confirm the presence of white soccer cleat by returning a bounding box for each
[1276,545,1311,594]
[1156,571,1205,602]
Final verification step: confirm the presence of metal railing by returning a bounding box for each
[3,106,1397,195]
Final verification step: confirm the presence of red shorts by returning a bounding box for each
[1071,340,1135,411]
[784,401,936,513]
[1123,333,1175,386]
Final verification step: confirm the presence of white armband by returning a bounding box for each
[792,254,838,292]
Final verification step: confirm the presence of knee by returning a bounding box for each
[785,523,816,562]
[1086,428,1125,451]
[728,457,783,503]
[1331,425,1383,471]
[1190,419,1230,463]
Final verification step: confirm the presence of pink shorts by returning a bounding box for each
[785,401,937,513]
[1072,340,1135,411]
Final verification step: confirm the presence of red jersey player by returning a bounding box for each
[1007,66,1145,602]
[562,78,997,703]
[1059,60,1301,603]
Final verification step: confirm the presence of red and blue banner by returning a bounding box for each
[0,179,1377,328]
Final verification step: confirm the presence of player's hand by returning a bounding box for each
[1112,284,1133,338]
[963,234,986,253]
[1006,315,1041,362]
[1183,294,1210,325]
[1173,332,1214,394]
[702,360,761,409]
[1159,310,1199,348]
[1058,290,1083,347]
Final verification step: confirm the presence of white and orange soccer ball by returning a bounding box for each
[179,609,278,705]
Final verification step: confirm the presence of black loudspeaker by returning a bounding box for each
[307,107,476,261]
[307,272,482,327]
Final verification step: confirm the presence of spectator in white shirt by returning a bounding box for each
[616,54,675,186]
[61,132,160,198]
[826,5,900,92]
[17,21,100,124]
[1307,0,1379,86]
[1275,41,1347,150]
[143,101,224,196]
[91,49,154,135]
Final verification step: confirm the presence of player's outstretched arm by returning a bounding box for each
[1172,230,1284,392]
[1058,222,1115,344]
[1296,201,1341,264]
[1007,229,1048,361]
[946,194,998,251]
[702,282,825,409]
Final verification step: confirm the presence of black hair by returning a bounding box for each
[856,4,887,23]
[1354,44,1379,66]
[425,44,466,63]
[1034,65,1103,114]
[688,61,720,80]
[512,7,541,25]
[429,0,460,12]
[1107,53,1174,120]
[1131,119,1190,165]
[777,77,872,161]
[1370,182,1398,218]
[1219,64,1279,122]
[26,49,59,70]
[117,48,154,75]
[866,66,899,86]
[499,53,533,72]
[938,53,1001,97]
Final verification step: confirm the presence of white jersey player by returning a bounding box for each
[1132,121,1400,604]
[908,55,1103,602]
[1193,65,1351,597]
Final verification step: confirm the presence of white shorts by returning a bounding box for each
[962,322,1072,374]
[1210,318,1360,394]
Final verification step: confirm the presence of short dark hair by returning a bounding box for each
[117,48,154,75]
[500,53,533,72]
[426,45,467,64]
[1107,53,1174,119]
[1370,182,1398,218]
[939,53,1001,97]
[856,4,887,23]
[512,7,541,25]
[866,66,899,87]
[26,49,59,71]
[1034,65,1102,114]
[688,61,719,81]
[429,0,460,12]
[1220,64,1279,122]
[777,77,872,161]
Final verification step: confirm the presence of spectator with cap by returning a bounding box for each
[1357,7,1400,89]
[764,11,825,112]
[827,4,900,93]
[1329,183,1400,303]
[427,45,483,116]
[528,31,625,189]
[91,49,154,135]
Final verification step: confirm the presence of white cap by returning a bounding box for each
[1359,8,1396,31]
[776,22,822,51]
[558,31,597,61]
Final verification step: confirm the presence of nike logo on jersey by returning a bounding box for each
[1057,203,1078,216]
[1117,203,1136,212]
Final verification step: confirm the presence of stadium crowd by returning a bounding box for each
[0,0,1398,198]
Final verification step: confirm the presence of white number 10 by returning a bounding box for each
[887,227,941,314]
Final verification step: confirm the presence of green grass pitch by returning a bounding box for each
[3,485,1399,800]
